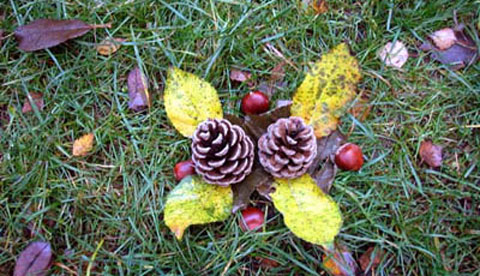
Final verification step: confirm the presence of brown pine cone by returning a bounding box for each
[192,119,255,186]
[258,117,317,179]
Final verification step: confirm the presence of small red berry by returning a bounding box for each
[335,143,364,171]
[174,159,196,181]
[241,91,269,115]
[239,207,264,231]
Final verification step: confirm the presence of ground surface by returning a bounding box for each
[0,1,479,275]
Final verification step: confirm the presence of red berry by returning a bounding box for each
[335,143,364,171]
[174,159,196,181]
[241,91,269,115]
[239,207,264,231]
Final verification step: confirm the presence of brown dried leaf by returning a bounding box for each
[73,133,94,157]
[349,97,371,122]
[310,159,337,193]
[225,104,291,142]
[128,67,151,111]
[14,241,52,276]
[419,140,443,168]
[22,92,44,113]
[232,167,272,213]
[15,19,110,52]
[358,247,385,272]
[230,69,251,83]
[312,0,328,14]
[0,29,4,46]
[254,256,280,269]
[323,246,359,276]
[269,62,286,83]
[96,37,125,56]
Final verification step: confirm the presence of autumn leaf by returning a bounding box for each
[22,92,44,113]
[96,37,125,56]
[291,43,361,138]
[298,0,328,15]
[127,67,151,111]
[14,241,53,276]
[232,167,273,212]
[164,175,232,240]
[420,24,478,69]
[358,247,385,272]
[378,41,409,68]
[15,19,110,52]
[164,67,223,137]
[419,140,442,168]
[323,246,359,276]
[230,69,252,83]
[271,174,342,246]
[72,133,94,157]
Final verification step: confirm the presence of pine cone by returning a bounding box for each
[192,119,255,186]
[258,117,317,179]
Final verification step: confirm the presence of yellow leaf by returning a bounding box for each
[72,133,94,156]
[164,175,232,240]
[164,67,223,137]
[291,43,361,137]
[271,174,342,246]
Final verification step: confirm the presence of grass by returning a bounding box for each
[0,0,479,275]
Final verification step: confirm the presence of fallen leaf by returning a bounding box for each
[22,92,44,113]
[299,0,328,15]
[127,67,150,111]
[163,67,223,137]
[310,159,337,193]
[230,69,251,83]
[420,24,478,69]
[349,97,371,122]
[419,140,442,168]
[291,43,361,138]
[164,175,232,239]
[232,167,272,213]
[225,103,291,142]
[15,19,110,52]
[378,41,409,68]
[271,174,342,246]
[96,37,125,56]
[0,29,4,46]
[358,247,385,272]
[72,133,94,157]
[311,131,346,166]
[14,241,53,276]
[269,62,286,83]
[312,0,328,14]
[254,256,280,269]
[323,246,359,276]
[429,28,457,50]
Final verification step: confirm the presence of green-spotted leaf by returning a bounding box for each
[164,67,223,137]
[271,174,342,246]
[164,175,233,240]
[291,43,361,138]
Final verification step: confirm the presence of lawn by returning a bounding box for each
[1,0,479,275]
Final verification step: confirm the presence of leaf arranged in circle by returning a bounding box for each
[164,175,233,240]
[291,43,361,138]
[271,174,342,246]
[164,67,223,137]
